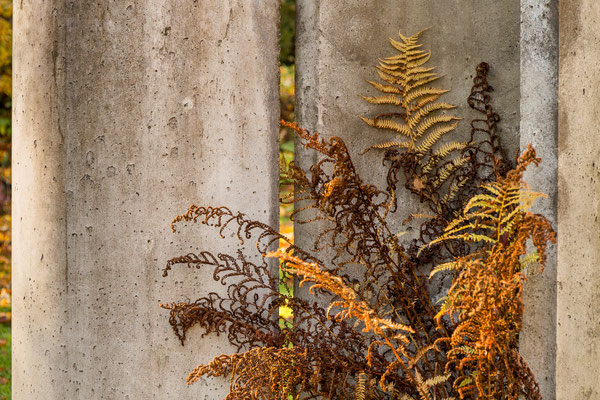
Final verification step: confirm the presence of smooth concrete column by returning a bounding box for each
[13,1,280,398]
[519,1,559,399]
[557,2,600,398]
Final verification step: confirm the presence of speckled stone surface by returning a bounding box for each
[557,1,600,399]
[519,1,559,399]
[13,1,280,398]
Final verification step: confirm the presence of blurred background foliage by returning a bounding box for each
[279,0,295,230]
[0,0,11,398]
[280,0,295,66]
[279,0,295,323]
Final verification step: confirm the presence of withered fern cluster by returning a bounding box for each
[160,30,554,400]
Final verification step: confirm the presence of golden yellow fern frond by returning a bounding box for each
[416,121,460,154]
[441,177,470,204]
[402,213,435,225]
[362,29,460,159]
[432,141,468,161]
[421,154,549,255]
[404,74,440,93]
[367,80,402,94]
[519,252,540,271]
[376,67,401,84]
[384,49,430,64]
[360,116,411,137]
[356,372,367,400]
[408,102,457,128]
[362,94,403,106]
[406,71,439,84]
[408,344,437,368]
[406,53,432,69]
[404,88,449,105]
[424,373,451,390]
[413,370,451,400]
[412,93,444,111]
[415,115,461,139]
[431,155,470,189]
[429,261,461,278]
[389,37,423,52]
[366,140,412,151]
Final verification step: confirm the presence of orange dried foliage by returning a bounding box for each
[425,146,555,399]
[160,30,554,400]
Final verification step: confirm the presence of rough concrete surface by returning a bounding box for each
[296,0,521,245]
[13,1,280,398]
[295,0,521,352]
[557,1,600,399]
[519,1,559,399]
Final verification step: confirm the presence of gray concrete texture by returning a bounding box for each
[296,1,565,399]
[557,1,600,398]
[13,1,280,398]
[295,0,521,258]
[14,0,600,398]
[294,0,557,392]
[519,1,558,399]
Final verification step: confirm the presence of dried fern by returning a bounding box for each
[362,30,462,155]
[422,146,555,400]
[159,29,551,400]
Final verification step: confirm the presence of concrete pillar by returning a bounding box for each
[519,1,559,399]
[557,1,600,398]
[13,1,280,398]
[294,0,522,351]
[295,0,562,397]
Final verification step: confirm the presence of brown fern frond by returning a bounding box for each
[187,347,309,399]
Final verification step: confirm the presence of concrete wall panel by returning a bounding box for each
[519,1,559,399]
[557,1,600,398]
[13,1,280,398]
